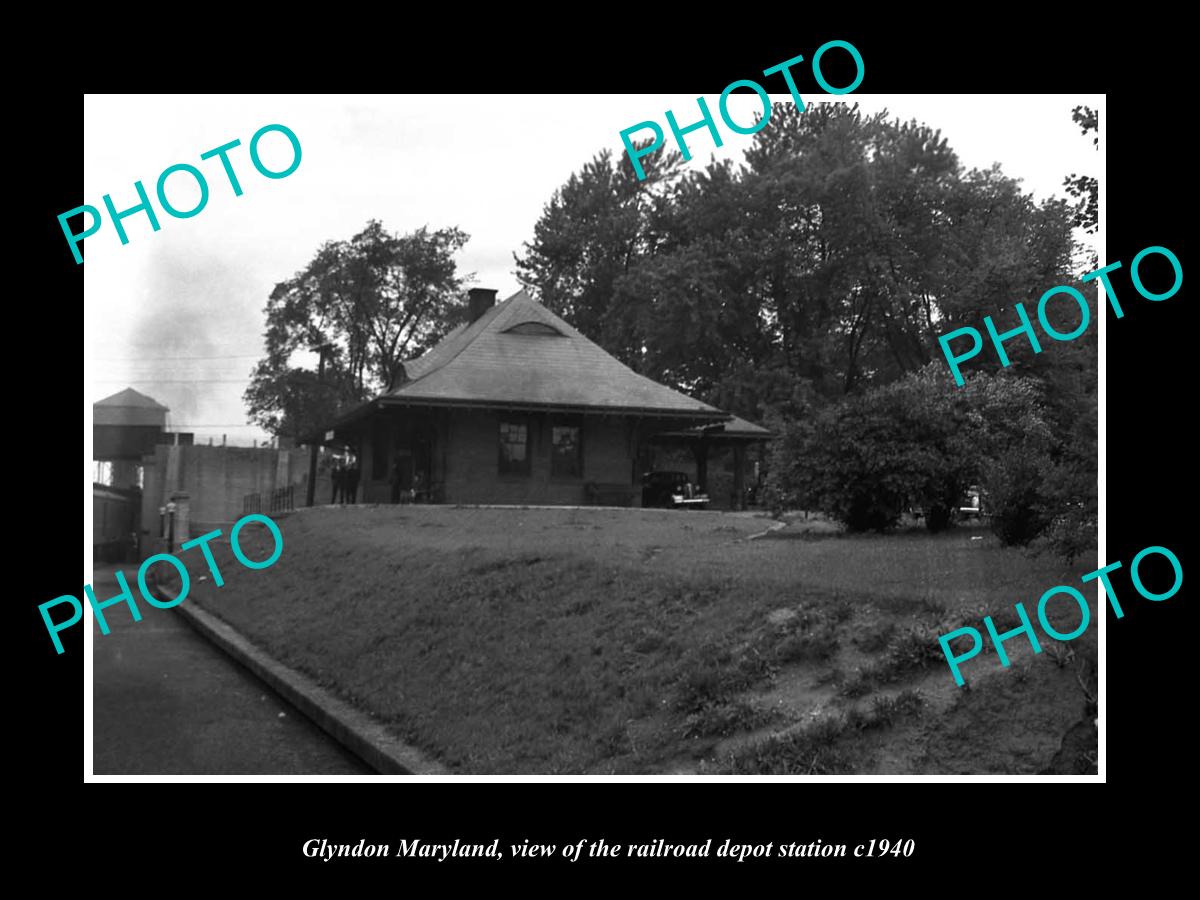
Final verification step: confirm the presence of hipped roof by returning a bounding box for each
[347,290,726,421]
[93,387,169,427]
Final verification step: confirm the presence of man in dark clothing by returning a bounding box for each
[345,458,360,504]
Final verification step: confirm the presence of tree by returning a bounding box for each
[516,103,1075,422]
[245,220,470,438]
[1063,105,1099,235]
[514,143,681,369]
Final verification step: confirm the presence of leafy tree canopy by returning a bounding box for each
[246,220,470,438]
[516,103,1081,422]
[1063,104,1099,236]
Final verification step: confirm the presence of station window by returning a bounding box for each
[551,420,583,478]
[499,419,531,475]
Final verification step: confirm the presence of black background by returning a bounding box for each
[21,11,1188,885]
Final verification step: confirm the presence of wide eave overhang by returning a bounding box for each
[299,395,727,444]
[650,423,775,443]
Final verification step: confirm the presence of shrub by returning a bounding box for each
[984,449,1050,546]
[768,367,1054,534]
[924,503,954,533]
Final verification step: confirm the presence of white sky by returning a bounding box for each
[84,94,1102,445]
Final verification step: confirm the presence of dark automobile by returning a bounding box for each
[641,471,709,509]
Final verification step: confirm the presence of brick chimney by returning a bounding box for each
[468,288,498,323]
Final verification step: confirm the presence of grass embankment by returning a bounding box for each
[169,506,1097,774]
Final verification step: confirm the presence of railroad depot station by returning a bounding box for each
[311,288,770,509]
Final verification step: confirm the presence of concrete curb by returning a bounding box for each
[167,594,448,775]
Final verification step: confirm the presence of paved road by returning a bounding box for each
[92,565,372,775]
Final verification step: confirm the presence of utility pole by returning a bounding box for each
[305,343,335,507]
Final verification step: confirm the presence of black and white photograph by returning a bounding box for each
[81,90,1106,780]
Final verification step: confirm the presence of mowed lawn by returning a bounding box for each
[170,505,1098,775]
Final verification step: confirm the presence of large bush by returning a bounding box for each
[982,448,1050,545]
[767,367,1054,535]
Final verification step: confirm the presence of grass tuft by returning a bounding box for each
[683,700,780,739]
[722,718,856,774]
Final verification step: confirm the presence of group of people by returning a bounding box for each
[330,455,361,505]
